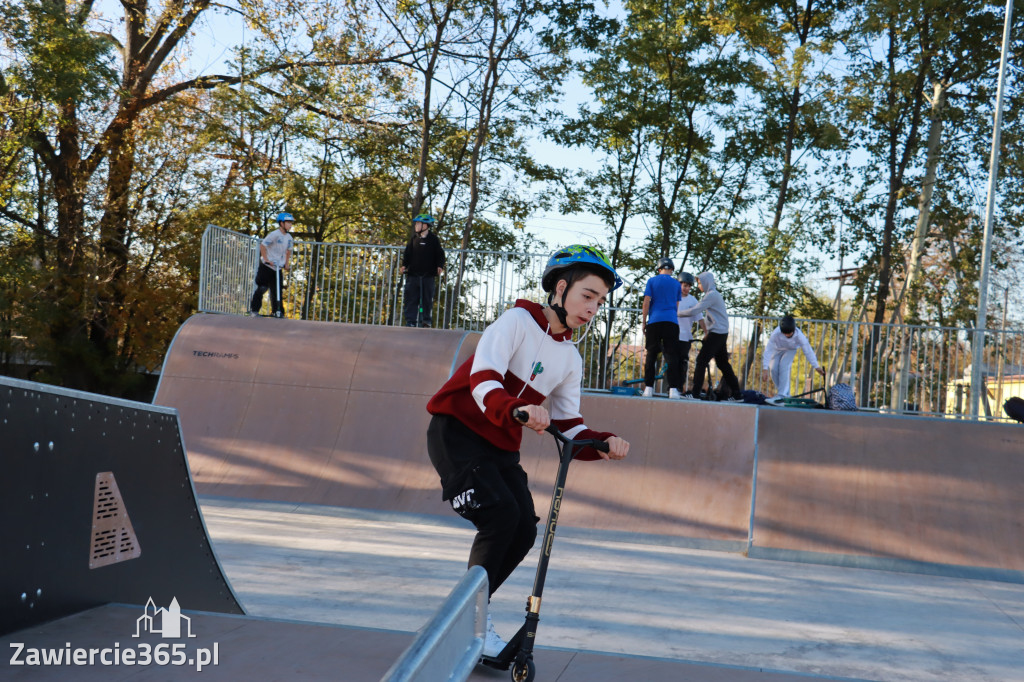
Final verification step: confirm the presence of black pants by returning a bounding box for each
[403,275,435,327]
[427,414,538,597]
[671,340,692,391]
[251,263,284,316]
[644,321,681,389]
[691,331,740,396]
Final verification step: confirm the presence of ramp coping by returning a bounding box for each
[1,375,177,416]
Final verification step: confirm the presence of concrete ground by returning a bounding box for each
[199,496,1024,682]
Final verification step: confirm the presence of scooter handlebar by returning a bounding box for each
[512,408,610,453]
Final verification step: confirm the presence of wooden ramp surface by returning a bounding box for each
[155,314,756,546]
[155,314,1024,576]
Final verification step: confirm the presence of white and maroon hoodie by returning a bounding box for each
[427,299,612,459]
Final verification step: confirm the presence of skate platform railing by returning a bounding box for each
[198,224,1024,420]
[380,566,487,682]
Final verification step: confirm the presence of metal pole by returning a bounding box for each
[970,0,1015,416]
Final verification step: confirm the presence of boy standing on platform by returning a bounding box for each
[641,257,683,398]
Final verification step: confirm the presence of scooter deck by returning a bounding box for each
[479,655,511,671]
[478,623,528,671]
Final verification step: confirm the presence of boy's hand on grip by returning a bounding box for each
[601,436,629,461]
[513,405,550,434]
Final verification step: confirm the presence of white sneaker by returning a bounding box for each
[642,386,654,397]
[669,388,682,399]
[483,614,506,657]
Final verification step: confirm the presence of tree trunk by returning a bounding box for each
[412,2,455,218]
[889,81,946,411]
[450,0,525,327]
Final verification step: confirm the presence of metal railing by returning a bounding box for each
[199,224,548,329]
[380,566,487,682]
[199,225,1024,422]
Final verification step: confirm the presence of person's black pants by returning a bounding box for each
[251,263,284,316]
[427,415,538,597]
[404,275,436,327]
[690,331,740,396]
[672,339,692,391]
[644,321,681,389]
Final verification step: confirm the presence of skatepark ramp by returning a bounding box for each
[156,314,1024,581]
[1,376,243,636]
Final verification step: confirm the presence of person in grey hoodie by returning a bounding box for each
[676,272,741,400]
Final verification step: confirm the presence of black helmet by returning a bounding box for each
[656,257,675,272]
[678,271,695,285]
[779,315,796,335]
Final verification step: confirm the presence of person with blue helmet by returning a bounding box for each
[641,257,683,398]
[400,213,446,327]
[425,244,629,657]
[250,212,295,317]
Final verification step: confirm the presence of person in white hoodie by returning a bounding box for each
[676,272,741,400]
[674,272,700,393]
[762,315,826,398]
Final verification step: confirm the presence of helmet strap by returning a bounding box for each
[547,285,570,329]
[550,301,570,328]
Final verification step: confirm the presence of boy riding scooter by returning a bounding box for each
[425,245,630,661]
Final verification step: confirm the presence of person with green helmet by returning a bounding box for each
[400,213,446,327]
[425,244,629,657]
[250,212,294,317]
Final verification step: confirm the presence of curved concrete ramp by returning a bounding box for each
[155,314,757,546]
[0,376,242,637]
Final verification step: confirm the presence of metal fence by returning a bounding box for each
[199,225,1024,422]
[199,223,548,329]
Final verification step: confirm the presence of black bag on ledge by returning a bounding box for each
[1003,396,1024,423]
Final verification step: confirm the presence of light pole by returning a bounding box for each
[970,0,1015,418]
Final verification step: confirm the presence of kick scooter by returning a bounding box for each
[273,264,284,318]
[479,409,610,682]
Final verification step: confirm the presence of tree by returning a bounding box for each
[839,0,1024,404]
[0,0,412,394]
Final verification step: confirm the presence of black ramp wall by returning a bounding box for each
[0,376,243,636]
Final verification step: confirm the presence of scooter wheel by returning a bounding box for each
[510,658,535,682]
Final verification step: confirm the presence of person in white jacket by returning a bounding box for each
[674,272,700,393]
[762,315,826,397]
